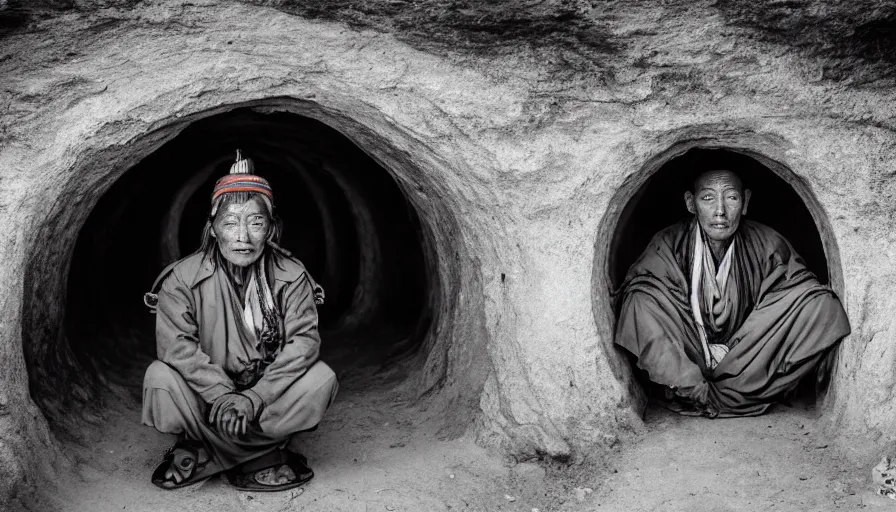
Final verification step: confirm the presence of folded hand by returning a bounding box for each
[209,393,254,439]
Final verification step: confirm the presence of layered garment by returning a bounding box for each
[614,219,850,416]
[142,246,338,470]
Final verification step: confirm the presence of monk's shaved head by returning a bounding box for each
[692,169,744,194]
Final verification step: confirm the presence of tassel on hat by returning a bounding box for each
[229,149,255,175]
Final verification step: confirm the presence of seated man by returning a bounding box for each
[141,151,338,490]
[614,169,850,417]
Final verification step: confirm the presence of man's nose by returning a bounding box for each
[714,198,726,216]
[236,222,249,242]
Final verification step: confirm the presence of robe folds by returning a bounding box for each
[614,219,851,417]
[142,247,338,471]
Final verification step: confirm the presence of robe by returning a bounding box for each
[141,246,338,471]
[614,219,850,417]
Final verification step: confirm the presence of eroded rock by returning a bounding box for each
[0,1,895,509]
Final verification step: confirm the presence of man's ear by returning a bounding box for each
[742,189,752,215]
[684,191,696,215]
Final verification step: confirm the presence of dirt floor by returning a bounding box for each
[48,357,894,512]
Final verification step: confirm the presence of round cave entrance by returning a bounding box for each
[63,108,434,404]
[610,148,829,289]
[607,147,836,406]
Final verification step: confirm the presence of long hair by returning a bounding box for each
[198,190,287,378]
[197,191,283,259]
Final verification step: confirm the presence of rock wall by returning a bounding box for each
[1,0,896,507]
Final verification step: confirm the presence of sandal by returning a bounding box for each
[661,398,720,418]
[660,384,720,418]
[151,440,214,490]
[222,449,314,492]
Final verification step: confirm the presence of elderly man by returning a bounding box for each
[614,169,850,417]
[141,151,338,490]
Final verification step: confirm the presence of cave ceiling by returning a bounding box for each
[1,0,894,86]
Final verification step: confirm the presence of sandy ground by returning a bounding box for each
[42,362,894,512]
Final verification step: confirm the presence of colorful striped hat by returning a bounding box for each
[212,150,274,204]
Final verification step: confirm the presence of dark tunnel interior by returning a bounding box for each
[610,148,832,405]
[64,108,432,394]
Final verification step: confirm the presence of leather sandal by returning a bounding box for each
[222,449,314,492]
[151,440,213,490]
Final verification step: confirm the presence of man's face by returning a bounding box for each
[211,196,271,267]
[685,170,751,244]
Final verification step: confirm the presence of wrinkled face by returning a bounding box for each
[211,196,271,267]
[685,170,751,244]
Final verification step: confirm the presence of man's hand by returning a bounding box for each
[208,393,255,439]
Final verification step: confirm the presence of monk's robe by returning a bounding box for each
[614,218,850,417]
[142,247,338,472]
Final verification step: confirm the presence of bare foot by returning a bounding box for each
[254,464,297,486]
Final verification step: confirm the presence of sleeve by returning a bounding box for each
[155,271,235,403]
[756,228,820,298]
[246,273,321,409]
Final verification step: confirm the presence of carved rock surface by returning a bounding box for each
[1,1,896,508]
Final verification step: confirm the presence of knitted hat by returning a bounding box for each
[212,150,274,204]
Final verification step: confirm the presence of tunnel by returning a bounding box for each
[606,147,837,408]
[26,107,447,439]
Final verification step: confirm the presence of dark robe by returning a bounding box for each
[614,219,850,417]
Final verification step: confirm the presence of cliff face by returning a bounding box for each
[1,1,895,508]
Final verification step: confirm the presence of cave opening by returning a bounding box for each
[609,147,834,408]
[62,107,433,407]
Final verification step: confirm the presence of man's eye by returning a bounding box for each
[701,195,712,200]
